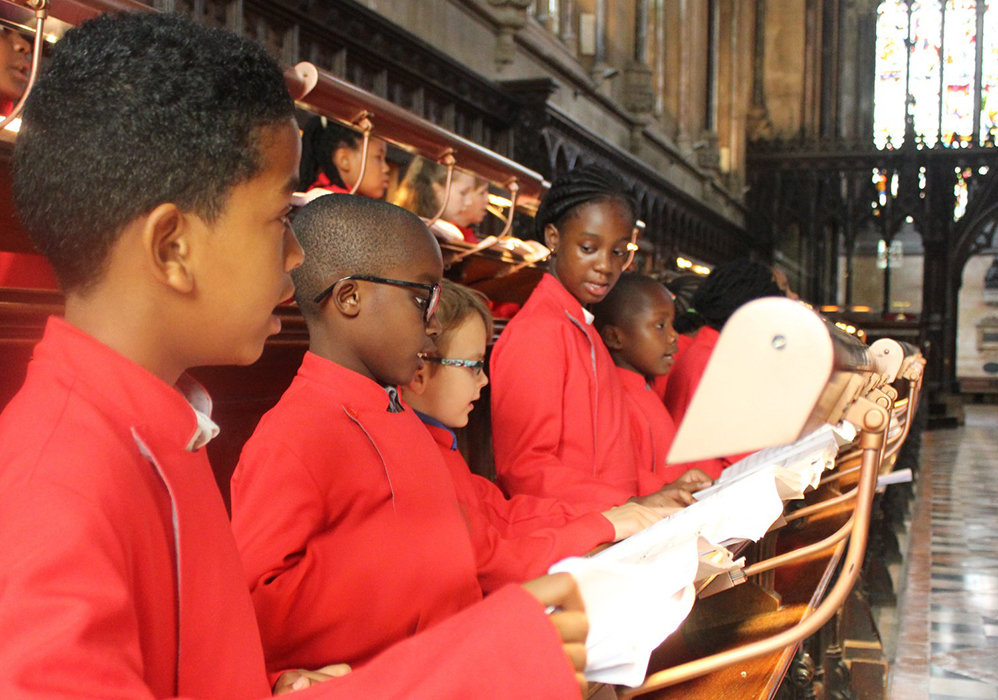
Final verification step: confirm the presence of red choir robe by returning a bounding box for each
[617,367,725,489]
[0,251,59,289]
[0,319,582,700]
[663,325,719,428]
[456,224,479,243]
[419,412,615,587]
[307,172,351,194]
[231,353,485,674]
[490,273,640,510]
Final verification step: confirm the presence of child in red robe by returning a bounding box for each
[0,14,585,699]
[664,259,786,427]
[592,273,726,484]
[401,279,664,590]
[663,259,785,468]
[230,194,587,695]
[299,115,390,198]
[0,24,57,290]
[490,166,691,511]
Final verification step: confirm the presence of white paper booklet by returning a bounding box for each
[693,421,854,502]
[548,469,787,686]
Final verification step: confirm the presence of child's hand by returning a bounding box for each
[602,502,663,541]
[674,468,713,491]
[273,664,352,695]
[632,485,696,512]
[521,572,589,695]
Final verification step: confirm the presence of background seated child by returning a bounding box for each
[664,259,786,427]
[402,279,665,587]
[448,177,490,241]
[392,157,479,243]
[593,273,724,484]
[299,114,390,198]
[0,14,587,699]
[490,165,692,512]
[0,25,57,290]
[230,194,587,696]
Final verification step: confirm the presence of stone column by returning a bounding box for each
[559,0,577,54]
[747,0,773,139]
[488,0,533,70]
[624,0,655,120]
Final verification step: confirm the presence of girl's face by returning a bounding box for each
[453,183,490,228]
[335,137,389,199]
[545,198,634,305]
[433,171,476,224]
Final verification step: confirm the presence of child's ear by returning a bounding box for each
[407,365,429,395]
[331,278,363,318]
[600,324,625,351]
[143,203,195,294]
[334,145,355,178]
[543,223,560,252]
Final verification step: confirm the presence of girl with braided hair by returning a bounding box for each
[299,115,390,199]
[490,165,696,513]
[664,258,785,432]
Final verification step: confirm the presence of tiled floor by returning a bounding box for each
[889,405,998,700]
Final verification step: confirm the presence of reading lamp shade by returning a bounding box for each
[668,298,875,464]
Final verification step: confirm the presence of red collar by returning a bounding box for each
[31,316,212,452]
[419,416,459,451]
[297,351,400,413]
[615,366,652,392]
[309,172,351,194]
[533,274,591,327]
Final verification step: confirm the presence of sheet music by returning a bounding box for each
[550,536,700,687]
[693,422,853,501]
[549,470,786,686]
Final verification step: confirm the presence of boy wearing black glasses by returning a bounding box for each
[401,279,663,583]
[230,194,589,695]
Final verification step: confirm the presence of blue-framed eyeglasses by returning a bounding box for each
[423,357,486,376]
[313,274,441,324]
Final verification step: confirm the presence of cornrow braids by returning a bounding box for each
[299,115,362,190]
[665,274,706,334]
[535,164,637,238]
[688,259,785,331]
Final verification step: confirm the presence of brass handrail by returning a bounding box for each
[742,515,855,578]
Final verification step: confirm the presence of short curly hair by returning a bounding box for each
[13,12,295,292]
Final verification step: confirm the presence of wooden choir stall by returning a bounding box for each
[0,2,926,699]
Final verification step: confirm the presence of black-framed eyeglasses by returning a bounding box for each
[313,274,441,324]
[423,357,486,376]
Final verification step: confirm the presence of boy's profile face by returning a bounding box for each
[0,27,30,103]
[545,199,633,305]
[361,228,444,387]
[407,313,489,428]
[188,118,303,366]
[614,285,679,379]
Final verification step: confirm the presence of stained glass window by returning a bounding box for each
[982,0,998,144]
[942,0,977,145]
[909,2,943,147]
[874,2,909,149]
[874,0,997,148]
